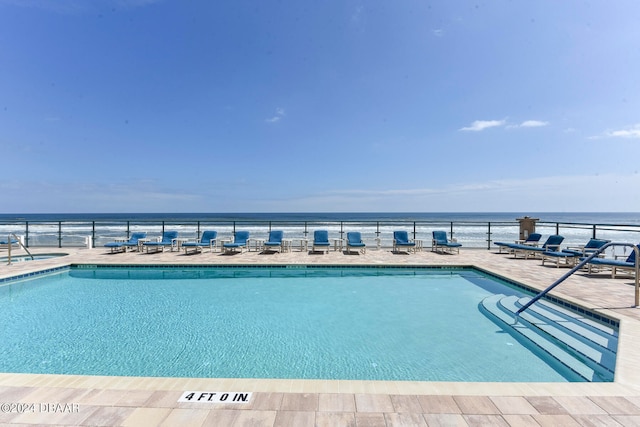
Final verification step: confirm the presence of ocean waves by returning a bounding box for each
[1,213,639,249]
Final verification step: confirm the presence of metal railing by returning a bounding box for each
[1,219,519,249]
[0,218,639,250]
[514,242,640,323]
[6,233,34,265]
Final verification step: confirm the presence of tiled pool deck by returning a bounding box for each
[1,246,639,426]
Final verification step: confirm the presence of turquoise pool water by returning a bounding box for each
[0,266,582,382]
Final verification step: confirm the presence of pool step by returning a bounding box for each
[515,297,618,353]
[479,294,616,382]
[502,297,617,373]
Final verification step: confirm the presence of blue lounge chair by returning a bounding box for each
[263,230,284,253]
[143,230,179,253]
[393,231,416,253]
[432,231,462,254]
[0,238,19,249]
[312,230,330,253]
[346,231,366,254]
[584,244,639,278]
[509,235,564,259]
[541,238,610,267]
[104,232,147,253]
[561,238,611,257]
[494,233,542,254]
[223,231,250,253]
[181,230,217,254]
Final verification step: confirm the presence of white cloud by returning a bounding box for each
[506,120,549,129]
[519,120,549,128]
[265,108,286,123]
[432,29,444,37]
[459,119,506,132]
[461,119,548,131]
[6,172,640,213]
[0,179,203,213]
[275,172,640,212]
[603,124,640,139]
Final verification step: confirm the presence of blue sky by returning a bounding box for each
[1,0,639,213]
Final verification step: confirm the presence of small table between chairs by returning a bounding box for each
[249,238,265,252]
[172,238,190,252]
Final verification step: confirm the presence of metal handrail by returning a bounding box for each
[6,233,34,265]
[514,242,640,323]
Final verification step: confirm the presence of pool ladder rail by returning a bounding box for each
[6,233,33,265]
[515,242,640,323]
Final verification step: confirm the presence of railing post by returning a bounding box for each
[593,224,597,239]
[635,248,640,307]
[449,221,454,240]
[25,221,29,248]
[9,233,33,261]
[126,221,130,238]
[556,223,560,235]
[58,221,62,248]
[487,222,492,250]
[92,221,96,248]
[412,221,416,240]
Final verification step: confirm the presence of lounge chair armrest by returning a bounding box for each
[515,240,538,246]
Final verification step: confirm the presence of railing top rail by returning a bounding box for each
[537,220,640,228]
[0,218,520,223]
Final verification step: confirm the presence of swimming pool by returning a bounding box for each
[0,265,611,382]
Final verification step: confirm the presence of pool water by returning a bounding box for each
[0,253,68,263]
[0,266,582,382]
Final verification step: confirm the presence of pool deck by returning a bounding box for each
[1,245,640,426]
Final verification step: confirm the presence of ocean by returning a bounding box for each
[1,212,639,249]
